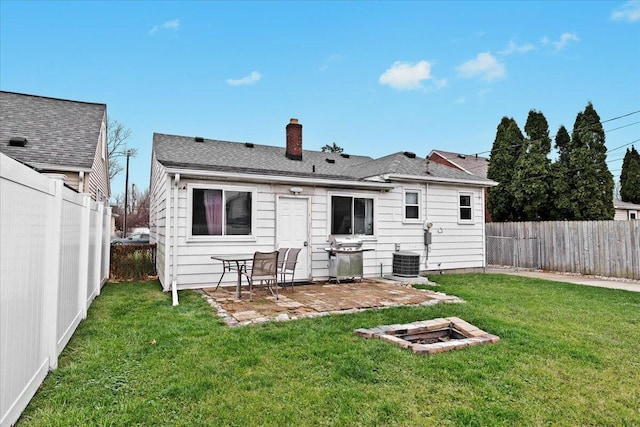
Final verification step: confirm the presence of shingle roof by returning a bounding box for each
[428,150,489,178]
[614,199,640,210]
[0,91,106,170]
[154,133,495,186]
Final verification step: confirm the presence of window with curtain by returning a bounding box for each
[192,188,252,236]
[331,195,374,235]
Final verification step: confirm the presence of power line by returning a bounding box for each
[458,135,639,176]
[473,109,640,156]
[606,138,640,154]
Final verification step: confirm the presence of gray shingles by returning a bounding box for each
[153,133,374,180]
[0,91,105,170]
[154,133,495,185]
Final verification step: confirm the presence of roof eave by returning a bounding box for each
[163,166,397,190]
[382,173,498,187]
[28,162,93,173]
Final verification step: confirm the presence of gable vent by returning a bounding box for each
[9,137,27,147]
[403,151,416,159]
[340,153,350,158]
[326,158,335,164]
[194,136,204,142]
[245,142,254,148]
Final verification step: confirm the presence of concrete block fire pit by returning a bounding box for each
[355,317,499,355]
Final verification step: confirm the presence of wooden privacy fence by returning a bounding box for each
[0,154,111,427]
[486,221,640,280]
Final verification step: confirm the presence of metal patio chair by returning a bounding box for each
[277,247,289,273]
[247,251,279,301]
[280,248,300,292]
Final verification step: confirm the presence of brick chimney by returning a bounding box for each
[286,118,302,160]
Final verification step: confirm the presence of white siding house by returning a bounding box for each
[149,119,497,298]
[614,199,640,220]
[0,91,110,203]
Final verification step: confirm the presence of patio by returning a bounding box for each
[201,277,463,326]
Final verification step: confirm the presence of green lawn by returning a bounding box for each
[18,274,640,426]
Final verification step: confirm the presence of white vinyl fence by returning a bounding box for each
[0,154,111,427]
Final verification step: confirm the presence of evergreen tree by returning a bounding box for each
[512,110,552,220]
[620,145,640,204]
[487,117,524,221]
[569,102,614,220]
[321,142,344,153]
[549,125,573,219]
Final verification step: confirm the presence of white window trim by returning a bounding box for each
[630,210,638,220]
[402,187,423,223]
[458,191,474,224]
[186,182,257,242]
[327,191,378,240]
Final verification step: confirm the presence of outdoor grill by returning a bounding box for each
[324,235,371,282]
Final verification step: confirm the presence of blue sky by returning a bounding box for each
[1,1,639,200]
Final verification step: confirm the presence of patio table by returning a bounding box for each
[211,255,253,299]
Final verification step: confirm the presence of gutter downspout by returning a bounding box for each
[172,173,180,306]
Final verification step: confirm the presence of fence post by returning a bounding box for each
[77,195,91,319]
[42,176,65,370]
[103,206,112,283]
[94,203,104,295]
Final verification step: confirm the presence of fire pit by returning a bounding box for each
[355,317,499,355]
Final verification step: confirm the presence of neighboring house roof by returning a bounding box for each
[614,199,640,210]
[428,150,489,178]
[153,133,496,187]
[0,91,106,171]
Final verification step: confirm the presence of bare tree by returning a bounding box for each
[127,186,150,230]
[112,185,149,234]
[107,118,137,181]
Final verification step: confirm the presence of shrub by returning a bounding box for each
[110,244,156,281]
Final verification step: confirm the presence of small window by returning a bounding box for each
[404,190,420,220]
[331,195,374,235]
[191,187,253,236]
[630,211,637,220]
[459,193,473,222]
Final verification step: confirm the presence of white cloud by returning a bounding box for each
[149,19,180,35]
[542,32,580,50]
[226,71,262,86]
[319,54,344,71]
[498,40,535,55]
[611,0,640,22]
[457,52,506,82]
[434,78,448,90]
[379,60,433,90]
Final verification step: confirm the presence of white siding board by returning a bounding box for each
[149,164,489,290]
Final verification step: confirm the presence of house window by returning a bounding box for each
[404,190,421,220]
[191,187,253,236]
[331,195,374,235]
[459,193,473,222]
[630,211,637,220]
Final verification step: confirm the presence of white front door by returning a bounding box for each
[277,197,309,281]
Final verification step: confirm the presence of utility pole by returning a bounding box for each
[123,149,131,237]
